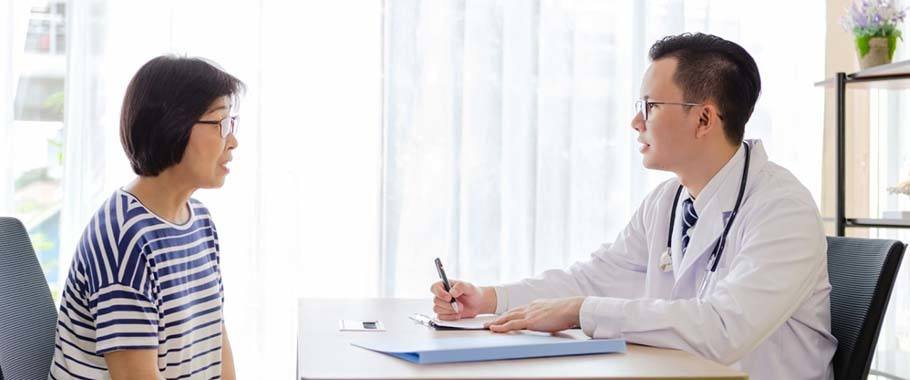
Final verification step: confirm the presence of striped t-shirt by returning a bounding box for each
[49,189,224,379]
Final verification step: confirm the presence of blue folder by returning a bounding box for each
[351,333,626,364]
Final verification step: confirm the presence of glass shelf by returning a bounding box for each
[815,60,910,89]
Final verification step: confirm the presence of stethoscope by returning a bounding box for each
[659,141,750,296]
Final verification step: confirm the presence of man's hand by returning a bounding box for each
[430,280,496,320]
[485,297,586,333]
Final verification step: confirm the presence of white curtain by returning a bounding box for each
[383,0,826,297]
[52,0,826,378]
[0,0,13,216]
[0,0,31,215]
[866,1,910,376]
[58,1,381,378]
[869,91,910,379]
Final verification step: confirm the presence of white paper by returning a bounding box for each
[432,314,499,330]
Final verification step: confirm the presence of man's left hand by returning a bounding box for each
[485,296,586,333]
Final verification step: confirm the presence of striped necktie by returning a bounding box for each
[681,197,698,255]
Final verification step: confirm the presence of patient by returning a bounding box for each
[49,55,243,379]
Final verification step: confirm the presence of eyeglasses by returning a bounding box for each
[197,115,239,138]
[633,99,723,122]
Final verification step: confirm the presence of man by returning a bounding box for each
[431,33,837,380]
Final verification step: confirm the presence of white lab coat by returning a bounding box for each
[494,139,837,380]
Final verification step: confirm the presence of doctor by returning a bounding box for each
[430,33,837,380]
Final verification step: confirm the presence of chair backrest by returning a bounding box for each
[827,236,905,380]
[0,217,58,380]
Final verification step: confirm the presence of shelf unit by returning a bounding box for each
[815,60,910,236]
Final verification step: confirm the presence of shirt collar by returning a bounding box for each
[685,142,746,216]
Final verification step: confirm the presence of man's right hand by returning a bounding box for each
[430,280,496,320]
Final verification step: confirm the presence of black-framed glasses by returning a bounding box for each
[633,99,723,122]
[197,115,239,138]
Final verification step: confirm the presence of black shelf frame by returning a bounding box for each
[816,60,910,235]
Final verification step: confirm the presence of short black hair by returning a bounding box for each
[648,33,761,145]
[120,55,245,176]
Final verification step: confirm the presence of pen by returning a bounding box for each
[434,257,460,314]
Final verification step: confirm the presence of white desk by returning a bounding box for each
[297,298,748,379]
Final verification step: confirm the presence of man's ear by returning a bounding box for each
[695,104,719,139]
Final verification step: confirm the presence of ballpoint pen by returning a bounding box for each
[434,257,460,314]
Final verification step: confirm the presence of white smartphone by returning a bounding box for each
[338,320,386,332]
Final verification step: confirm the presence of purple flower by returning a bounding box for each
[843,0,907,33]
[853,3,868,27]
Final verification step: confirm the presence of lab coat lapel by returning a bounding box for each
[673,140,769,284]
[674,196,728,280]
[670,194,686,281]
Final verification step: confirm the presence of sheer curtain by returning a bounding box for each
[52,0,826,378]
[866,1,910,376]
[0,0,13,216]
[0,0,31,215]
[59,1,381,378]
[383,0,826,297]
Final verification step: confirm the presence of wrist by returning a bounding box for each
[480,286,498,314]
[570,296,586,322]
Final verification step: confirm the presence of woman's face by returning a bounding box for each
[178,96,238,189]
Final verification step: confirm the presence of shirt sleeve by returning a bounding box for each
[91,283,160,355]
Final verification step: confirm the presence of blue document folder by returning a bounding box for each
[351,333,626,364]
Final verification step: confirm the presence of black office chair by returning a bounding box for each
[827,236,905,380]
[0,217,58,380]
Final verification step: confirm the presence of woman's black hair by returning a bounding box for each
[120,55,245,176]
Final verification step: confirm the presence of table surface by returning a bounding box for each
[297,298,748,380]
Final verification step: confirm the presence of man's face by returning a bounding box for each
[631,58,702,172]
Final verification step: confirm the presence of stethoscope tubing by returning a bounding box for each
[665,141,751,274]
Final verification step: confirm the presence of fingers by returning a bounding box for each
[436,312,459,321]
[485,308,525,329]
[433,304,460,317]
[429,281,452,301]
[489,319,529,333]
[433,297,458,314]
[449,281,468,298]
[433,297,453,308]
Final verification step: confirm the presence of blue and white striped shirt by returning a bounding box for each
[49,189,224,379]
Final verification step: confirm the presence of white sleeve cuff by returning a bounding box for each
[493,286,509,314]
[579,296,627,339]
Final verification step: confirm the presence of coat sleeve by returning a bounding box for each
[493,185,663,314]
[577,193,827,365]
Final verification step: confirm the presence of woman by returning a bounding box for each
[49,55,242,379]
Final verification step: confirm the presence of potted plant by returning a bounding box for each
[841,0,907,69]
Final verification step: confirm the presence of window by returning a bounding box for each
[9,0,67,300]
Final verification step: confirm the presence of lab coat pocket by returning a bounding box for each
[695,255,733,298]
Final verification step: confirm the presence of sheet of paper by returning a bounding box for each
[431,314,499,330]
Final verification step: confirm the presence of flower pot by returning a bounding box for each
[855,35,897,69]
